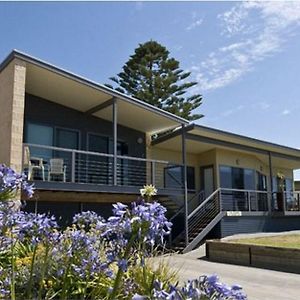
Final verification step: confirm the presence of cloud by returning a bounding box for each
[192,2,300,91]
[221,105,244,117]
[257,102,270,111]
[282,109,291,115]
[186,18,203,31]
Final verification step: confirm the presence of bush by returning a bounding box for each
[0,167,247,299]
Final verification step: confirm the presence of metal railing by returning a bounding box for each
[23,143,183,189]
[220,188,269,212]
[282,191,300,212]
[187,189,220,239]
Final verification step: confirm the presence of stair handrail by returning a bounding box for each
[188,188,221,220]
[169,190,205,222]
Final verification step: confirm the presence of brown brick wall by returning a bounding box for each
[0,59,26,172]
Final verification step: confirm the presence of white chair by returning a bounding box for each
[48,158,66,182]
[23,146,45,181]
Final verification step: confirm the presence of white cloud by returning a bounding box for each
[192,2,300,91]
[257,102,270,111]
[221,105,244,117]
[282,109,291,115]
[186,18,203,31]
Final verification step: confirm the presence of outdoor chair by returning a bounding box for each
[48,158,66,182]
[23,146,45,181]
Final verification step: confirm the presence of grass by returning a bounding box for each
[231,234,300,249]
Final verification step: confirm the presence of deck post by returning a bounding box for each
[181,124,189,247]
[268,151,273,212]
[113,99,118,186]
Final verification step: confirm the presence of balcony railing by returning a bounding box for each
[220,188,269,212]
[23,143,184,190]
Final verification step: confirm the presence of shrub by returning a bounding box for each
[0,166,247,300]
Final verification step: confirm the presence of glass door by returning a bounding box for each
[87,133,109,184]
[201,166,214,198]
[55,128,79,182]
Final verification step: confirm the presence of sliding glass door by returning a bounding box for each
[87,133,109,184]
[55,128,79,182]
[220,166,255,210]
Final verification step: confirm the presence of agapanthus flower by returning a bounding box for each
[0,164,34,201]
[140,184,157,198]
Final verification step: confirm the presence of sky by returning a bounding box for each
[1,1,300,177]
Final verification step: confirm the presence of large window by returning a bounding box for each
[164,166,195,190]
[220,166,256,211]
[26,123,53,159]
[219,166,255,190]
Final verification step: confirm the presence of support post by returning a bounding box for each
[268,151,274,212]
[113,99,118,186]
[181,124,189,247]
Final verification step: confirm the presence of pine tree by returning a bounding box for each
[105,41,203,120]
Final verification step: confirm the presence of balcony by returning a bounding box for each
[23,143,185,195]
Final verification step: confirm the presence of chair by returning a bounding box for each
[48,158,66,182]
[23,146,45,181]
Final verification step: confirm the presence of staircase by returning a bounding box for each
[169,188,224,253]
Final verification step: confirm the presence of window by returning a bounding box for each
[164,166,195,190]
[26,123,53,159]
[55,128,79,150]
[257,172,267,191]
[220,166,231,188]
[220,166,255,190]
[26,123,53,146]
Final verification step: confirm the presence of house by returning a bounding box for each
[1,50,300,252]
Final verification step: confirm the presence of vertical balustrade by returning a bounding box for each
[71,151,76,183]
[151,161,156,185]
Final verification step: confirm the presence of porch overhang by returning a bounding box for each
[152,124,300,169]
[1,50,188,134]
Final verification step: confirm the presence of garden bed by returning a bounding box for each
[206,239,300,274]
[230,234,300,249]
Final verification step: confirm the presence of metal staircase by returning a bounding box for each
[169,188,224,253]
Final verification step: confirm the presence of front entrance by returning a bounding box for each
[201,166,214,198]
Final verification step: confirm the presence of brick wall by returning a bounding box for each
[0,59,26,172]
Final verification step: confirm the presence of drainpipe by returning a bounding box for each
[181,124,189,247]
[113,99,118,186]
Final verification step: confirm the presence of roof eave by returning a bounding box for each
[0,49,189,126]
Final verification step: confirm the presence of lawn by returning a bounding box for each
[231,234,300,249]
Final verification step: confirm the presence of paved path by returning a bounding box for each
[157,246,300,300]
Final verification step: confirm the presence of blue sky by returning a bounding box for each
[1,1,300,177]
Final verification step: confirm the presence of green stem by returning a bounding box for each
[26,244,38,299]
[10,239,15,300]
[108,234,136,300]
[60,257,72,300]
[38,243,50,300]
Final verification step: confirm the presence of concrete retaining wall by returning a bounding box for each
[206,240,300,274]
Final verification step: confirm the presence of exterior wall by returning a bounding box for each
[0,59,26,172]
[24,94,146,158]
[217,216,300,238]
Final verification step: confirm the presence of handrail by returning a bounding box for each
[188,188,221,219]
[24,143,173,165]
[221,188,269,194]
[169,190,205,222]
